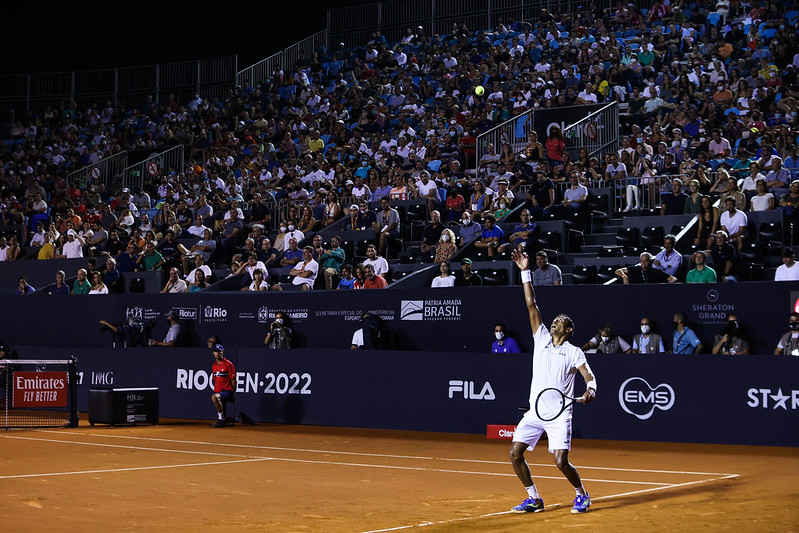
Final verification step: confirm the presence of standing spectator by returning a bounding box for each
[671,312,703,354]
[545,126,566,167]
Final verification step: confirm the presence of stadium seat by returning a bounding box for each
[597,264,619,284]
[640,226,665,252]
[538,230,561,254]
[571,264,597,285]
[615,227,640,249]
[481,268,508,286]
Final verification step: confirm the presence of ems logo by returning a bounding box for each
[126,307,143,322]
[400,300,424,321]
[618,377,675,420]
[258,306,270,324]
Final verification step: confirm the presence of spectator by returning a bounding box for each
[774,312,799,355]
[458,211,482,246]
[264,311,293,349]
[694,195,720,249]
[653,234,682,279]
[88,271,109,294]
[671,312,703,354]
[632,317,665,354]
[162,267,188,294]
[16,276,35,295]
[336,264,356,290]
[72,268,91,294]
[48,270,70,295]
[276,246,318,291]
[454,257,482,287]
[189,269,209,293]
[318,235,346,290]
[136,240,166,271]
[179,228,217,276]
[472,213,504,259]
[420,209,445,255]
[686,251,717,283]
[103,257,124,293]
[711,315,750,355]
[362,263,388,289]
[362,244,389,278]
[581,323,631,353]
[376,197,401,257]
[749,179,775,211]
[775,248,799,281]
[491,322,521,353]
[532,250,562,286]
[280,237,303,267]
[434,228,458,263]
[719,196,748,253]
[243,268,269,292]
[661,179,689,216]
[615,252,677,284]
[708,231,738,283]
[431,261,455,288]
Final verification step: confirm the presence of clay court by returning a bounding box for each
[1,418,797,532]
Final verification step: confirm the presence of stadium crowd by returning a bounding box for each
[0,0,798,292]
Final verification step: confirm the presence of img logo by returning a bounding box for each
[618,377,675,420]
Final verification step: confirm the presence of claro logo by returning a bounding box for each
[618,377,675,420]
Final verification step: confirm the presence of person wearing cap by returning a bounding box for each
[62,228,85,258]
[775,248,799,281]
[454,257,483,287]
[149,311,181,347]
[210,344,237,427]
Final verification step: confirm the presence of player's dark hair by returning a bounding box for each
[557,313,574,331]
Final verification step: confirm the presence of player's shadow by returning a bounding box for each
[595,478,736,511]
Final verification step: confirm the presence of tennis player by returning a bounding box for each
[509,249,597,514]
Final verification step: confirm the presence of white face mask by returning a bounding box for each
[275,318,283,325]
[441,234,451,242]
[495,331,505,340]
[601,336,610,344]
[280,226,286,232]
[641,325,651,334]
[288,224,295,231]
[463,219,472,226]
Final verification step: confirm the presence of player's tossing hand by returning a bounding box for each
[511,249,529,271]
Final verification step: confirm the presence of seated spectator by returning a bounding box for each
[491,322,521,353]
[376,197,400,257]
[661,179,688,215]
[454,257,482,286]
[63,229,85,258]
[115,242,140,273]
[653,234,682,279]
[48,270,70,295]
[632,317,665,354]
[581,323,631,353]
[707,231,738,283]
[472,213,504,259]
[532,250,562,286]
[434,229,458,263]
[420,209,445,255]
[161,267,188,294]
[686,251,717,283]
[362,263,388,289]
[502,209,537,252]
[189,269,209,293]
[274,246,318,291]
[336,264,356,290]
[72,268,91,294]
[234,252,268,284]
[711,315,749,355]
[775,248,799,281]
[749,179,775,211]
[363,244,389,278]
[280,238,303,267]
[774,312,799,355]
[16,276,35,295]
[103,257,124,293]
[88,271,109,295]
[458,211,482,246]
[135,240,166,271]
[695,195,720,249]
[615,252,677,284]
[719,196,748,253]
[431,261,455,288]
[243,268,269,292]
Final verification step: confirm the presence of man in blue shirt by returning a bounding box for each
[473,214,505,259]
[671,312,703,354]
[492,322,521,353]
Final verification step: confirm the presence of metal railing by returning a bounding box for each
[66,151,130,192]
[327,0,621,48]
[236,31,328,89]
[562,101,619,162]
[475,108,535,177]
[122,145,185,193]
[0,57,238,121]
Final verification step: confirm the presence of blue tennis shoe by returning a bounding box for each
[571,493,591,513]
[511,497,544,513]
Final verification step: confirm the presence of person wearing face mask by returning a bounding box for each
[632,317,665,354]
[491,322,521,353]
[774,312,799,355]
[264,311,293,349]
[581,323,631,354]
[458,211,482,246]
[434,229,458,263]
[712,315,749,355]
[671,312,703,354]
[282,218,304,250]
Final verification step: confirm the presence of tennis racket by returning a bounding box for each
[534,388,585,422]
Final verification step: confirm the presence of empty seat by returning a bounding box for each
[571,264,598,285]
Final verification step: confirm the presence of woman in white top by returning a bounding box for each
[431,261,456,288]
[243,268,269,292]
[117,208,135,235]
[749,180,775,211]
[88,271,109,294]
[741,162,766,194]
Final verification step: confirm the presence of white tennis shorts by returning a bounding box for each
[512,410,572,453]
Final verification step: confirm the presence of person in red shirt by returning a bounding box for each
[363,264,388,288]
[210,344,236,427]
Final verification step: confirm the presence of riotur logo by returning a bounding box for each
[618,377,675,420]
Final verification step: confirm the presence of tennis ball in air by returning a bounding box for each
[475,85,485,96]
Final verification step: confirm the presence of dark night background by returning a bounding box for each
[2,0,365,75]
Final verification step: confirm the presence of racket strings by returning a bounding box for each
[537,389,566,421]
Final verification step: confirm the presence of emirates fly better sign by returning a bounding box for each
[13,371,69,407]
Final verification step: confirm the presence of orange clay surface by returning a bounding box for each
[1,417,797,532]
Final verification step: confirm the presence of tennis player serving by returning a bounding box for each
[509,249,597,514]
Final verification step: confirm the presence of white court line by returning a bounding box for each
[4,434,667,485]
[359,474,741,533]
[34,430,736,477]
[0,458,273,480]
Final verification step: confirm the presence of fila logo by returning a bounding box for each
[448,380,496,400]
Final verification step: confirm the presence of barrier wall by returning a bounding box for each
[2,283,797,355]
[16,347,799,447]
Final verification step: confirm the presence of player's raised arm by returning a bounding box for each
[511,249,542,333]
